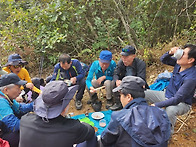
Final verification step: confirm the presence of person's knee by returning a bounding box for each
[104,80,112,87]
[79,78,86,87]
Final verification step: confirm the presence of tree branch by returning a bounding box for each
[150,0,165,29]
[85,16,98,39]
[173,0,196,38]
[113,0,137,48]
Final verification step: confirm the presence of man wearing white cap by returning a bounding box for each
[0,73,33,147]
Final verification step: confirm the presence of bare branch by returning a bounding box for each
[151,0,165,29]
[173,0,196,38]
[113,0,137,48]
[85,17,98,39]
[185,0,191,22]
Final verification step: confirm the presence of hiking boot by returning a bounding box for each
[109,103,122,111]
[91,93,98,103]
[75,100,82,110]
[106,99,113,109]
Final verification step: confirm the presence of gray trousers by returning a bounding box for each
[144,89,191,134]
[87,79,114,100]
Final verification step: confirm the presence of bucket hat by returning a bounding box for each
[34,81,78,119]
[5,54,28,66]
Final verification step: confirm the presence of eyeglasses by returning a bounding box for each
[13,65,23,69]
[122,48,131,52]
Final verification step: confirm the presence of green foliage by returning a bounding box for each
[0,0,195,66]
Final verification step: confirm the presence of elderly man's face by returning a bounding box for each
[5,85,21,100]
[121,54,136,66]
[99,59,110,72]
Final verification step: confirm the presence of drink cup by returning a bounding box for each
[99,119,106,127]
[173,48,184,60]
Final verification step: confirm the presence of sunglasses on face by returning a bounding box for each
[122,48,131,52]
[13,65,23,69]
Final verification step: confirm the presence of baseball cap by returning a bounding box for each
[99,50,112,63]
[5,54,28,66]
[34,81,78,119]
[0,73,27,87]
[113,76,145,92]
[120,45,136,56]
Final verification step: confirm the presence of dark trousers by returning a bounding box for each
[2,132,19,147]
[77,134,97,147]
[75,78,86,101]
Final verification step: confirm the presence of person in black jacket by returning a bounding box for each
[110,45,148,110]
[19,81,97,147]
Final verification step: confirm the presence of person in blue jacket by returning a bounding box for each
[101,76,171,147]
[145,44,196,134]
[86,50,116,110]
[50,53,86,110]
[0,73,33,147]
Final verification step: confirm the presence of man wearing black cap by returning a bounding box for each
[19,81,97,147]
[110,45,147,110]
[0,73,33,147]
[100,76,171,147]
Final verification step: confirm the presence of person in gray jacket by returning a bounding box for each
[110,45,148,110]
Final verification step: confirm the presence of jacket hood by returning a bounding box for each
[116,98,171,146]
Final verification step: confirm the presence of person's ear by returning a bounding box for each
[188,58,195,64]
[2,87,9,95]
[127,94,133,102]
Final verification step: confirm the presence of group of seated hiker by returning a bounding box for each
[0,44,195,147]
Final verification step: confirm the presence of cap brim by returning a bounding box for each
[112,85,122,92]
[120,52,130,56]
[4,60,28,66]
[0,70,7,75]
[15,80,27,86]
[34,96,63,119]
[34,85,79,119]
[20,61,28,65]
[100,59,111,63]
[5,61,20,66]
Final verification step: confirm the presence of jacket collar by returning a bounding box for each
[176,64,196,77]
[124,97,147,110]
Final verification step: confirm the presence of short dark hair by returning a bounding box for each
[120,88,145,99]
[184,44,196,65]
[59,54,71,64]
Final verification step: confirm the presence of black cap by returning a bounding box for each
[113,76,145,92]
[120,45,136,56]
[0,73,27,87]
